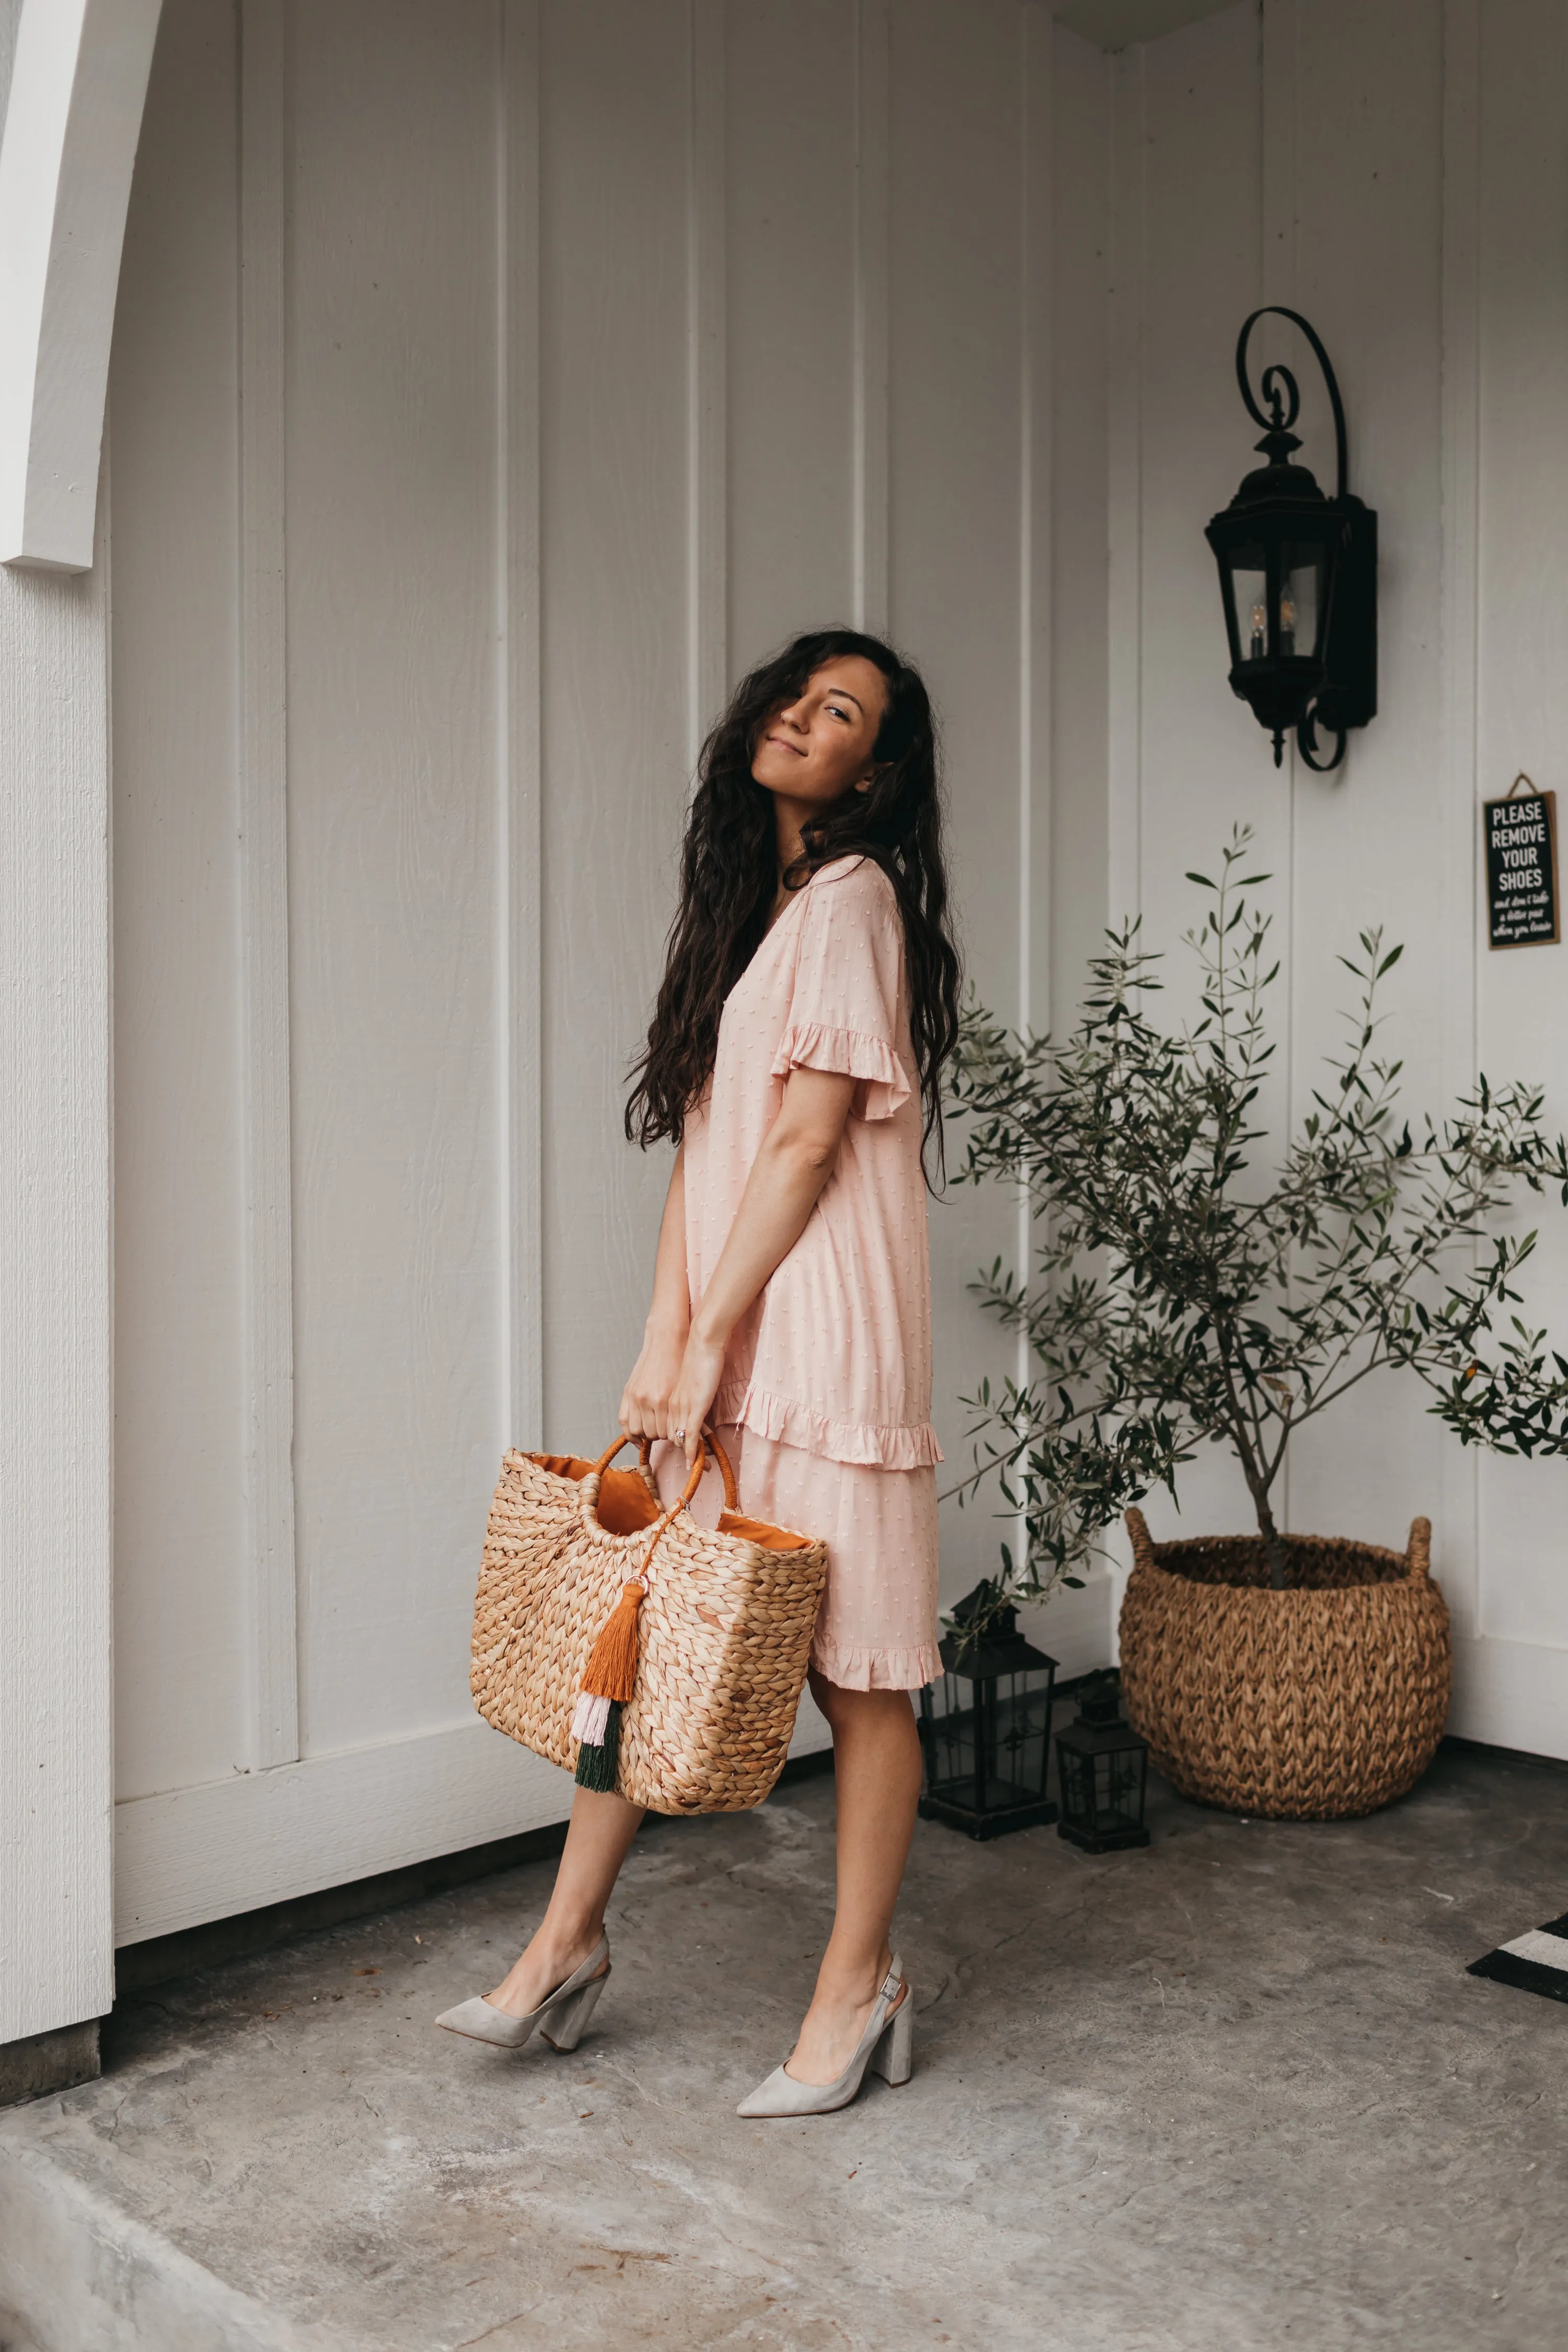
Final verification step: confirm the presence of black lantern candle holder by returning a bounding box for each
[1205,306,1377,773]
[1055,1670,1151,1853]
[917,1582,1058,1840]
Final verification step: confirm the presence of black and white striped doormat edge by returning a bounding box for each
[1468,1911,1568,2003]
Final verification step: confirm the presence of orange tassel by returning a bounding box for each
[581,1582,643,1704]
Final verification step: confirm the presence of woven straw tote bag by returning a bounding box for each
[471,1427,827,1815]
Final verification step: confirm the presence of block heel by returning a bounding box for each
[540,1967,609,2051]
[869,1993,913,2086]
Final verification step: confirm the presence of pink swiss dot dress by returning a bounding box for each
[655,854,942,1691]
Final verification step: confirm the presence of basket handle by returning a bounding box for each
[591,1424,740,1511]
[1124,1506,1156,1567]
[624,1425,736,1590]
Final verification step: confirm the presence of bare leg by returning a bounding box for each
[487,1787,643,2016]
[786,1673,921,2084]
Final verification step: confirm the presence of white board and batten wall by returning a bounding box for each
[1105,0,1568,1759]
[108,0,1113,1946]
[104,0,1568,1962]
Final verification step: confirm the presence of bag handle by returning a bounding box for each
[570,1425,739,1774]
[591,1424,739,1512]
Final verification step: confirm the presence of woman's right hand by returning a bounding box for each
[618,1319,690,1442]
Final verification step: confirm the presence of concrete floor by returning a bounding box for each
[3,1743,1567,2352]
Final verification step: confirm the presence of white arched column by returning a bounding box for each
[0,0,159,2104]
[0,0,163,570]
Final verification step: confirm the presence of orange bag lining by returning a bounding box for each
[530,1454,659,1535]
[526,1452,811,1551]
[716,1511,811,1554]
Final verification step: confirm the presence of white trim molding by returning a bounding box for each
[116,1700,835,1947]
[0,0,163,570]
[115,1724,574,1947]
[0,546,114,2040]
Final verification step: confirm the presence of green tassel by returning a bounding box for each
[574,1700,621,1792]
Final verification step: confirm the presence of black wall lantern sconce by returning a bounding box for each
[1205,307,1377,772]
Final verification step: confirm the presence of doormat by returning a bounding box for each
[1468,1911,1568,2003]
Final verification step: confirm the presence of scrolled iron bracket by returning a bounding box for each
[1235,305,1349,499]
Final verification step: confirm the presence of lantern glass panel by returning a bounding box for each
[1282,540,1328,659]
[1058,1745,1148,1844]
[1226,544,1267,662]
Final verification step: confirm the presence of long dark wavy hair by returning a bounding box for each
[626,628,962,1174]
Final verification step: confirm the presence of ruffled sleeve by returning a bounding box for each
[770,859,912,1121]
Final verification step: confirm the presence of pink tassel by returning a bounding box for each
[572,1691,611,1747]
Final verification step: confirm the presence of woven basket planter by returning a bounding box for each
[1117,1508,1451,1819]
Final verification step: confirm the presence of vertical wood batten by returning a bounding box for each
[502,0,544,1450]
[852,0,889,637]
[1104,41,1144,935]
[1259,0,1298,1535]
[1047,20,1111,1021]
[686,0,725,765]
[1009,2,1053,1629]
[1019,5,1052,1043]
[1437,0,1481,1645]
[1014,2,1046,1464]
[238,0,299,1770]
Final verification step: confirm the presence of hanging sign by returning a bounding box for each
[1485,777,1559,949]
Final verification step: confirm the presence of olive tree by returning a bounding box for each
[948,829,1568,1596]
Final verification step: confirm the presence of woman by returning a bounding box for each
[439,628,960,2116]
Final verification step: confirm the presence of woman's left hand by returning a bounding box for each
[667,1324,728,1469]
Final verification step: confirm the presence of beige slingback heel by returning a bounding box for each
[434,1935,609,2053]
[736,1957,912,2118]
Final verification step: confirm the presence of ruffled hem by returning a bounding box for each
[770,1021,912,1121]
[810,1635,941,1692]
[714,1377,943,1468]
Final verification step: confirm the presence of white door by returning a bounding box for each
[108,0,1114,1944]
